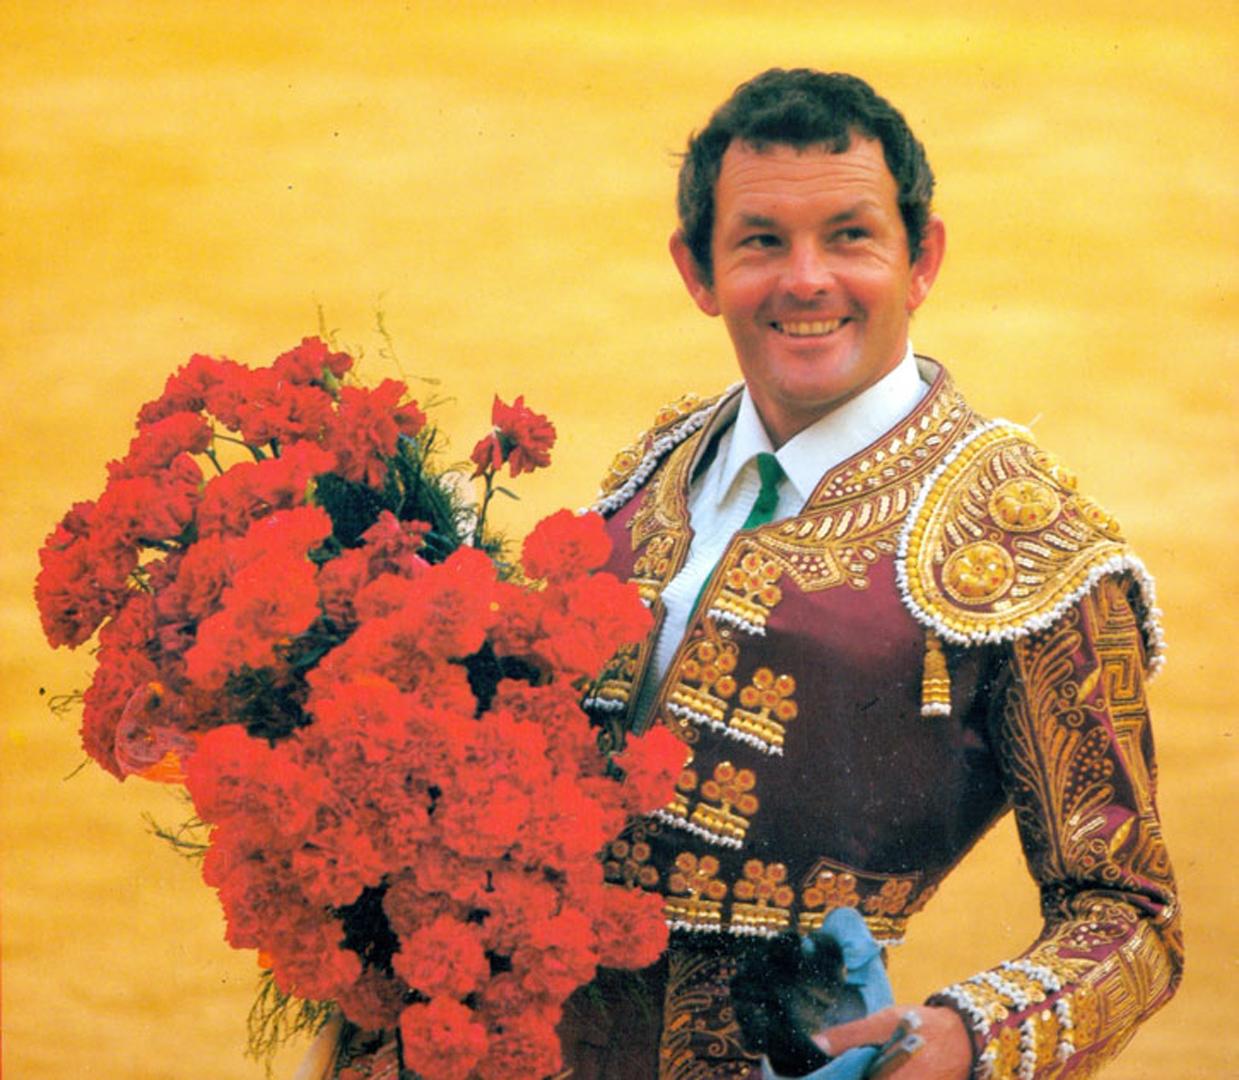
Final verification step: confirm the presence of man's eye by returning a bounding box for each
[835,227,868,242]
[740,234,781,249]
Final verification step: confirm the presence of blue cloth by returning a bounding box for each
[760,908,893,1080]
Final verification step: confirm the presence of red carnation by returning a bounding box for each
[316,547,370,627]
[521,508,612,583]
[399,998,489,1080]
[359,511,431,578]
[521,573,654,678]
[324,379,426,486]
[183,553,320,689]
[587,881,669,970]
[196,442,334,537]
[612,722,690,815]
[137,352,243,425]
[35,501,117,647]
[155,536,231,624]
[333,967,406,1032]
[392,914,490,1000]
[271,336,354,385]
[474,1010,564,1080]
[110,412,213,480]
[236,374,335,447]
[470,394,556,478]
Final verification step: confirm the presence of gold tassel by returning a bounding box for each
[921,630,952,718]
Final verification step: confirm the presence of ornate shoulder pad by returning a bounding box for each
[896,422,1164,675]
[591,387,735,516]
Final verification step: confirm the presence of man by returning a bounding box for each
[562,69,1181,1079]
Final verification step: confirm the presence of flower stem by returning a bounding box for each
[212,433,266,460]
[474,469,497,546]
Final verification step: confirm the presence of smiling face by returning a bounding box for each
[671,136,945,447]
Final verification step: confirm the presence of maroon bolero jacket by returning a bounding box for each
[579,361,1181,1080]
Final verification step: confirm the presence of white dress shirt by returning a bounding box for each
[639,345,929,716]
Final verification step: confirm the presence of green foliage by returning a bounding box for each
[142,809,210,861]
[247,970,335,1076]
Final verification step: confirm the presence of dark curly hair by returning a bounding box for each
[677,69,935,283]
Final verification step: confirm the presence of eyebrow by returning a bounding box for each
[735,200,882,229]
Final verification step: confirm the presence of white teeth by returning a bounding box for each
[777,319,843,336]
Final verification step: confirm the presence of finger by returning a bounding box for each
[811,1006,902,1056]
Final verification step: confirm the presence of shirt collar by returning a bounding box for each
[711,343,928,508]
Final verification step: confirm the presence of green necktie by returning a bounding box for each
[742,452,785,530]
[694,452,784,614]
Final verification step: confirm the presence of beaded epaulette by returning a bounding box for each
[895,421,1164,677]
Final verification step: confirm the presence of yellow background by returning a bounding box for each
[2,3,1235,1077]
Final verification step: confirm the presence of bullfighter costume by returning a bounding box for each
[563,355,1182,1080]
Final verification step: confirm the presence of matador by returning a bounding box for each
[559,68,1182,1080]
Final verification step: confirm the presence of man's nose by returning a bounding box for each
[783,241,835,299]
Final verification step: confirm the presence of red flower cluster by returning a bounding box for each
[36,342,685,1079]
[35,337,426,778]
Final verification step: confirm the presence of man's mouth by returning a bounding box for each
[772,318,847,337]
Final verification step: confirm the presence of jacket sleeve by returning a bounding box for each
[927,575,1183,1079]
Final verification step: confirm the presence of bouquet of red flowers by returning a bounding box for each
[35,337,685,1079]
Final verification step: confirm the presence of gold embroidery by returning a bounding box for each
[633,534,678,600]
[958,581,1181,1071]
[899,424,1158,651]
[689,762,759,846]
[648,854,928,943]
[602,368,981,734]
[920,630,952,717]
[630,440,695,550]
[708,368,977,598]
[598,390,718,499]
[732,859,795,934]
[601,446,642,495]
[1002,603,1118,889]
[1032,1008,1060,1069]
[586,641,641,722]
[663,766,698,823]
[660,947,758,1079]
[1030,448,1078,492]
[796,860,929,942]
[708,548,783,634]
[862,878,914,916]
[664,638,740,743]
[1071,986,1101,1046]
[942,540,1016,604]
[988,1026,1022,1080]
[812,374,972,504]
[604,832,664,891]
[1073,494,1123,540]
[801,868,859,913]
[665,853,728,930]
[762,489,905,593]
[728,667,798,753]
[655,394,710,425]
[988,477,1062,532]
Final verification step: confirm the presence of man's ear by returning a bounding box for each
[906,211,941,309]
[669,230,720,317]
[906,215,946,313]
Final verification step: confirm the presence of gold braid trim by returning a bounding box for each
[591,387,736,517]
[896,422,1164,678]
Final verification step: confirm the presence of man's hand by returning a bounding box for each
[812,1004,971,1079]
